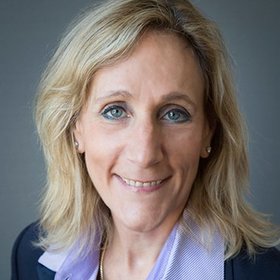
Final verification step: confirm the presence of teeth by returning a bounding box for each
[122,177,162,188]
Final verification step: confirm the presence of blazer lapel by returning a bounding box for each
[224,259,234,280]
[37,263,56,280]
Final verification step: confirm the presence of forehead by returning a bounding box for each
[89,31,204,104]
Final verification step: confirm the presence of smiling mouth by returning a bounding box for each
[119,176,164,188]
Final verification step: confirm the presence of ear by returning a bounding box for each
[200,120,215,158]
[72,119,85,153]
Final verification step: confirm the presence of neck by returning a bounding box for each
[103,219,178,279]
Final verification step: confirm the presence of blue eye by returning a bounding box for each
[101,105,127,120]
[162,108,191,123]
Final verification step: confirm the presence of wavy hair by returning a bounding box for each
[35,0,279,258]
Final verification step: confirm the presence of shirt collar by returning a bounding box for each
[39,212,224,280]
[38,248,69,272]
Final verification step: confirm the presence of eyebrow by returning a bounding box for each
[94,90,196,108]
[161,91,196,107]
[94,90,133,103]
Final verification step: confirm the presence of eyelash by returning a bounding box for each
[101,104,191,123]
[101,105,129,120]
[161,107,191,123]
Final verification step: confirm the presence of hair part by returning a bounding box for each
[35,0,279,259]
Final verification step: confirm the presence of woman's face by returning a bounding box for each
[75,32,212,234]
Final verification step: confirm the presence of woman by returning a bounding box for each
[12,0,280,279]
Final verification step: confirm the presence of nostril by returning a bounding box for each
[126,143,164,167]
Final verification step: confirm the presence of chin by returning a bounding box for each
[114,207,177,233]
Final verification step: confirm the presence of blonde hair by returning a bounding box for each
[36,0,279,258]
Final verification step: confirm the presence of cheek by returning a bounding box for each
[166,130,204,180]
[165,128,204,160]
[83,126,122,185]
[84,124,115,159]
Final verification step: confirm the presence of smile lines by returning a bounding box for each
[120,176,163,188]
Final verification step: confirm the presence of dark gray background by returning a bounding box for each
[1,0,279,278]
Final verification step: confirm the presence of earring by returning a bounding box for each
[206,146,212,154]
[74,140,79,149]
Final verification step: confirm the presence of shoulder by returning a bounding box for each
[11,222,55,280]
[225,247,280,280]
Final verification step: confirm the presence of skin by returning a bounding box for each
[74,31,212,279]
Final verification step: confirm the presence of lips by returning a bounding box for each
[121,177,163,188]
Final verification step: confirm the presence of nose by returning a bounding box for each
[125,119,164,168]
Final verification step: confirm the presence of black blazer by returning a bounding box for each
[11,222,280,280]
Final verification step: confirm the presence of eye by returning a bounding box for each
[101,105,128,120]
[161,108,191,123]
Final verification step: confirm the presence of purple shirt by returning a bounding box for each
[39,212,224,279]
